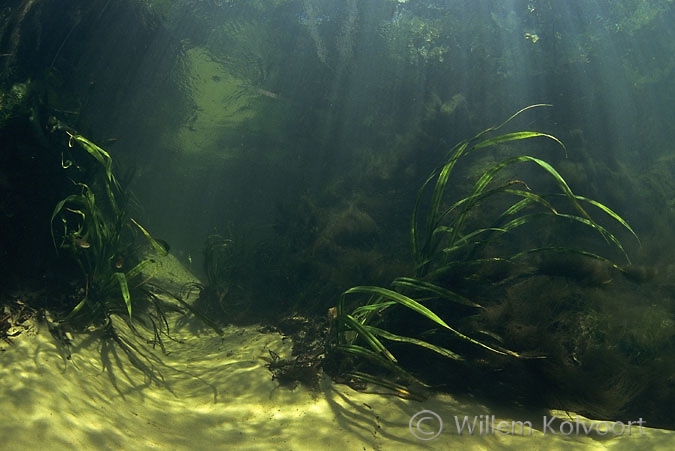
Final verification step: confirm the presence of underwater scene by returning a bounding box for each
[1,0,675,449]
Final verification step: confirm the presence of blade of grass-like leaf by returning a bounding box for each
[67,132,124,216]
[574,195,639,243]
[337,314,397,362]
[508,246,621,269]
[126,258,158,290]
[412,169,451,271]
[367,326,463,360]
[441,227,507,248]
[500,189,559,214]
[344,286,450,328]
[463,156,596,243]
[344,371,427,401]
[490,104,552,131]
[435,188,495,227]
[391,277,482,308]
[62,295,89,321]
[351,300,397,321]
[436,181,538,223]
[67,132,115,184]
[413,139,477,272]
[50,198,71,249]
[523,157,593,221]
[114,272,132,319]
[444,162,512,247]
[476,208,631,264]
[130,218,169,256]
[333,344,414,381]
[125,258,155,280]
[473,131,567,156]
[343,286,519,357]
[554,213,631,263]
[499,197,535,218]
[425,146,467,248]
[454,104,555,159]
[494,212,552,234]
[440,230,508,258]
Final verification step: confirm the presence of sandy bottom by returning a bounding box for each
[1,305,672,451]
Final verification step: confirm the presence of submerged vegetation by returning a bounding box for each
[182,233,255,324]
[327,105,639,400]
[48,129,184,360]
[52,132,153,324]
[1,0,674,432]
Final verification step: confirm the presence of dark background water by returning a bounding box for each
[2,0,674,428]
[34,0,672,268]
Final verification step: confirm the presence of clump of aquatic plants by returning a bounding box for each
[50,130,171,342]
[181,233,247,321]
[328,105,638,397]
[199,234,237,307]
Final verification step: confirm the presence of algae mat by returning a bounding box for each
[1,314,673,450]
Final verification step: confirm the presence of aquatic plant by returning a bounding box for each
[328,105,638,396]
[411,105,636,279]
[50,131,168,334]
[180,230,275,329]
[182,234,238,318]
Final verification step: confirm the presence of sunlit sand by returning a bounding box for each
[2,296,672,450]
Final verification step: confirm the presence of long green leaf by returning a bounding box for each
[508,246,621,269]
[337,313,397,362]
[367,326,463,360]
[351,300,397,321]
[62,295,90,321]
[344,286,452,329]
[114,272,132,319]
[67,132,115,185]
[575,195,639,243]
[553,213,630,262]
[130,217,169,256]
[332,344,419,382]
[473,131,567,156]
[343,371,427,400]
[125,258,155,281]
[342,286,518,356]
[391,277,482,309]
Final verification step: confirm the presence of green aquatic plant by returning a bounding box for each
[411,104,636,278]
[179,232,260,329]
[50,131,167,331]
[182,234,238,316]
[329,105,638,396]
[203,234,237,302]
